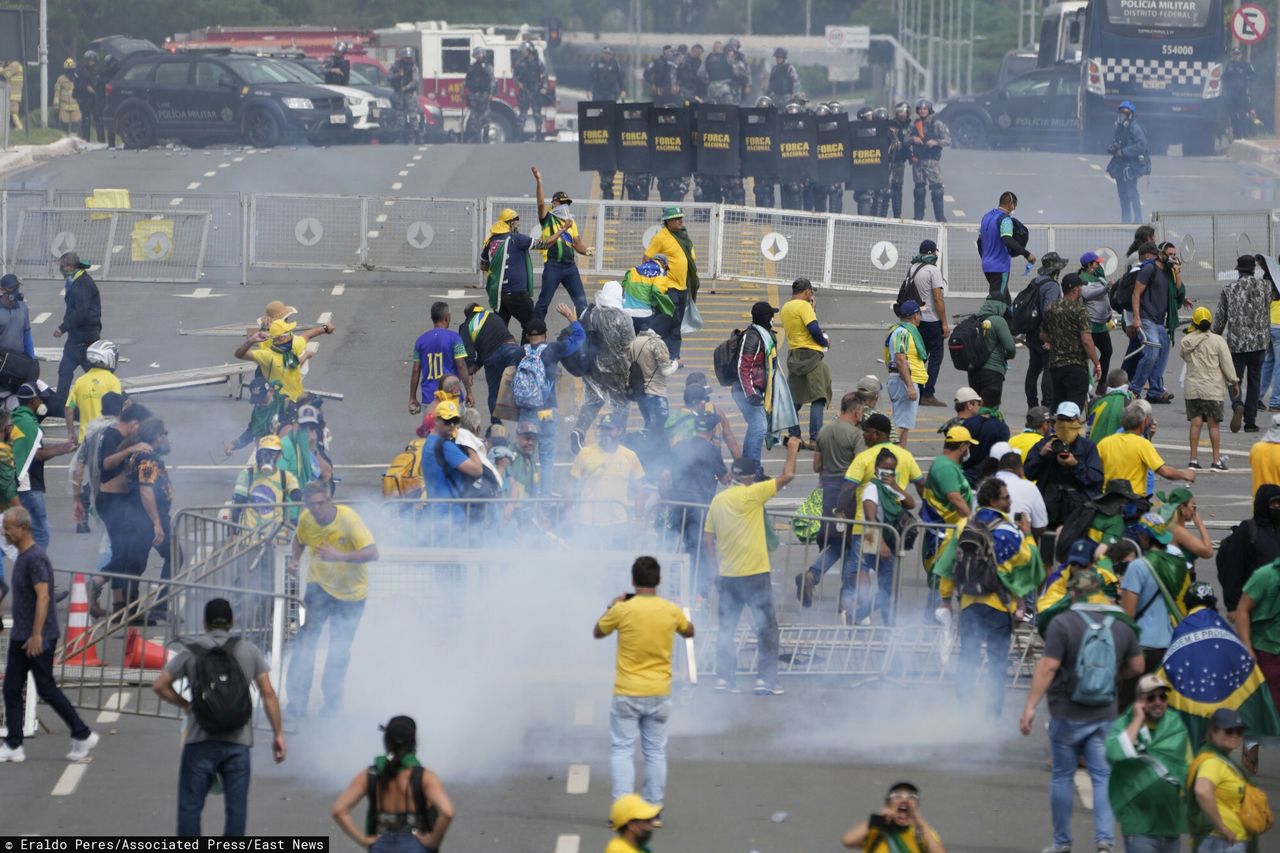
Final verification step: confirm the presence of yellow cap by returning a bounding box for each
[268,318,296,338]
[610,794,662,829]
[500,208,520,222]
[1192,306,1212,327]
[63,58,76,69]
[944,425,980,445]
[436,399,461,421]
[257,435,283,451]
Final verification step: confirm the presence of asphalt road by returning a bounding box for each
[0,140,1277,849]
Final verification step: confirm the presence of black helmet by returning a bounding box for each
[755,96,775,109]
[397,47,415,60]
[915,98,934,114]
[83,49,98,62]
[726,37,742,51]
[1183,581,1218,612]
[872,107,890,121]
[774,47,788,59]
[894,101,910,117]
[856,106,874,121]
[826,100,843,114]
[472,47,486,60]
[333,41,349,54]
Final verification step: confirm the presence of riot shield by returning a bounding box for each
[816,112,851,185]
[740,107,780,180]
[848,119,892,192]
[577,101,617,172]
[649,105,695,179]
[776,112,817,183]
[694,103,740,176]
[617,103,653,174]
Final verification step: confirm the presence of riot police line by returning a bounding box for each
[577,99,904,217]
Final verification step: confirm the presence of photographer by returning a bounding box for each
[1106,101,1150,225]
[1024,402,1104,530]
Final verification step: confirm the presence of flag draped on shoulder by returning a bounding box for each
[621,261,676,317]
[484,233,534,311]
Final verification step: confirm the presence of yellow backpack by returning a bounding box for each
[1188,750,1275,837]
[382,439,424,498]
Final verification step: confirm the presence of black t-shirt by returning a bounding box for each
[1136,263,1172,324]
[666,437,726,505]
[98,425,126,483]
[11,544,59,644]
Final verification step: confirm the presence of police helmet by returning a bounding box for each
[872,107,890,121]
[523,43,536,55]
[85,340,119,372]
[826,101,844,114]
[815,104,831,117]
[726,37,742,51]
[82,50,98,63]
[783,102,805,115]
[856,106,874,121]
[397,47,415,60]
[915,98,934,114]
[755,96,775,109]
[894,101,910,117]
[472,47,486,60]
[333,41,349,54]
[63,58,76,69]
[774,47,788,59]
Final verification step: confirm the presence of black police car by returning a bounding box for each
[937,64,1080,151]
[105,53,350,149]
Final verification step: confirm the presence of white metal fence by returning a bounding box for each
[11,207,210,282]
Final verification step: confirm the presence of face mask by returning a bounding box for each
[960,450,970,464]
[876,468,894,481]
[1269,504,1280,523]
[1055,421,1083,444]
[35,403,47,418]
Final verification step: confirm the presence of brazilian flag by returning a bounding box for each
[621,262,676,318]
[1034,563,1129,637]
[1144,548,1191,627]
[484,234,534,311]
[1157,606,1280,747]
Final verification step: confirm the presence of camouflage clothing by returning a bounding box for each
[1213,274,1272,353]
[1043,296,1090,368]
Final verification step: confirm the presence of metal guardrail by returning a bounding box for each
[11,207,210,282]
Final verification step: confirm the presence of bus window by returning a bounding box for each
[442,37,471,74]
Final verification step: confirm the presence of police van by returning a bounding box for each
[938,64,1081,150]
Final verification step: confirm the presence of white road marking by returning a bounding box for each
[417,145,428,151]
[1089,163,1102,171]
[96,691,130,724]
[331,284,345,296]
[317,311,333,325]
[412,154,423,161]
[32,312,50,325]
[173,287,222,299]
[566,763,590,794]
[186,182,201,190]
[398,170,409,176]
[384,199,395,207]
[376,214,388,223]
[943,194,955,202]
[168,197,184,206]
[553,836,580,853]
[233,157,244,162]
[111,245,123,254]
[203,171,217,177]
[391,182,403,190]
[218,163,230,169]
[573,699,594,726]
[406,162,416,168]
[1077,156,1089,162]
[368,230,380,239]
[52,763,88,796]
[952,209,966,217]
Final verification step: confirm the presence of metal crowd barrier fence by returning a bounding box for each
[1153,209,1274,281]
[941,222,1141,295]
[10,207,210,282]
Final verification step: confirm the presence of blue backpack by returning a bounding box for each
[512,343,551,408]
[1071,609,1118,707]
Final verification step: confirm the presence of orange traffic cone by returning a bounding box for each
[124,628,169,670]
[61,573,103,667]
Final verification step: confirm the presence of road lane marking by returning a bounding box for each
[417,146,428,151]
[384,199,395,206]
[32,312,50,324]
[398,170,409,176]
[391,182,403,190]
[331,284,345,296]
[566,763,590,794]
[412,154,423,161]
[317,312,333,325]
[943,194,955,203]
[376,214,388,223]
[952,210,966,218]
[233,157,245,162]
[1077,156,1089,162]
[406,162,416,168]
[1089,163,1102,171]
[573,699,594,726]
[218,163,230,169]
[203,171,217,177]
[368,230,380,239]
[554,836,580,853]
[186,182,201,190]
[96,691,130,723]
[168,198,184,206]
[52,763,88,796]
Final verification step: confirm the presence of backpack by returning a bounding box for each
[1188,752,1275,837]
[1109,266,1142,313]
[951,516,1002,597]
[184,637,253,735]
[1006,215,1029,256]
[712,329,745,387]
[628,358,647,401]
[1010,275,1052,337]
[947,314,992,372]
[892,263,924,317]
[512,343,551,408]
[559,308,593,378]
[433,437,500,501]
[1070,610,1118,707]
[382,439,424,498]
[364,765,439,836]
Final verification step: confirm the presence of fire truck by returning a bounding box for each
[371,21,557,142]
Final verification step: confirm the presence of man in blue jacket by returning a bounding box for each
[977,191,1036,298]
[1106,102,1149,224]
[52,251,101,412]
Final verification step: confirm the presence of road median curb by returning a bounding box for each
[1227,138,1280,177]
[0,135,94,178]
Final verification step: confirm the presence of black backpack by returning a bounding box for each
[1010,275,1052,337]
[1006,216,1029,256]
[952,516,1003,597]
[947,314,992,372]
[893,263,925,316]
[185,638,253,735]
[1109,266,1142,313]
[713,329,746,386]
[364,765,439,836]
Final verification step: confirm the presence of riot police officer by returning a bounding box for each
[780,100,808,210]
[852,106,878,216]
[703,43,734,104]
[388,48,420,140]
[1223,46,1257,139]
[73,50,103,143]
[644,45,678,105]
[823,101,847,213]
[677,44,705,103]
[767,47,800,104]
[463,46,494,143]
[323,42,351,85]
[805,103,835,213]
[589,46,625,102]
[514,43,548,140]
[727,42,750,105]
[910,98,950,222]
[752,96,777,208]
[878,101,912,217]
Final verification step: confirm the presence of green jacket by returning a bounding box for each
[977,298,1017,375]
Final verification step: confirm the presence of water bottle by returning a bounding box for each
[1023,261,1034,276]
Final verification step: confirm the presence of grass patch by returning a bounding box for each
[8,125,70,146]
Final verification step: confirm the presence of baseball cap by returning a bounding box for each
[1132,511,1173,544]
[944,425,979,445]
[551,191,573,205]
[15,382,38,400]
[694,412,720,432]
[864,413,892,434]
[1066,538,1095,567]
[887,781,920,797]
[1026,405,1052,427]
[296,404,321,425]
[751,301,778,325]
[1192,306,1212,326]
[953,386,981,405]
[989,441,1013,460]
[897,299,921,317]
[436,399,461,421]
[526,318,548,337]
[610,794,662,830]
[684,371,712,403]
[856,375,882,394]
[731,457,762,478]
[662,206,684,221]
[1137,673,1170,696]
[1079,251,1103,267]
[1068,569,1103,596]
[1210,708,1244,730]
[268,318,297,338]
[1055,401,1082,420]
[257,435,283,452]
[918,239,938,255]
[0,273,19,292]
[598,413,624,431]
[516,421,540,437]
[204,598,234,628]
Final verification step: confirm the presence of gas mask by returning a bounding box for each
[35,403,47,418]
[1116,113,1132,128]
[256,451,278,473]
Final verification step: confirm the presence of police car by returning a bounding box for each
[105,53,350,149]
[937,64,1080,150]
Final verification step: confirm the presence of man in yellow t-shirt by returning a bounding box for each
[66,339,123,442]
[235,317,336,402]
[643,207,696,361]
[1190,708,1253,849]
[570,415,645,536]
[704,436,799,695]
[779,278,832,447]
[843,413,926,524]
[885,301,928,446]
[1251,414,1280,497]
[594,556,694,808]
[606,795,663,853]
[285,483,378,718]
[1096,402,1195,497]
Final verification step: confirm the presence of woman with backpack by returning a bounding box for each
[1189,709,1273,852]
[332,716,455,853]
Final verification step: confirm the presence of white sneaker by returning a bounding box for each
[66,731,99,761]
[0,742,26,763]
[754,679,785,696]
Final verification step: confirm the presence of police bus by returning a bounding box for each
[1079,0,1225,155]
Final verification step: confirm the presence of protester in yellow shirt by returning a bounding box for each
[285,483,378,718]
[594,557,694,809]
[643,207,697,361]
[780,278,832,447]
[704,437,799,696]
[1096,403,1195,497]
[841,781,946,852]
[885,301,928,446]
[1009,406,1053,463]
[1251,415,1280,497]
[1190,708,1255,849]
[843,414,926,525]
[235,317,336,402]
[66,339,122,442]
[570,415,645,537]
[606,795,663,853]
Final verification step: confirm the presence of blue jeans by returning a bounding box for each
[1048,717,1115,848]
[1122,835,1180,852]
[517,406,558,496]
[177,740,251,836]
[285,583,366,715]
[3,645,91,748]
[1260,324,1280,408]
[1196,838,1246,853]
[609,694,671,804]
[371,832,435,853]
[849,550,895,624]
[731,385,767,470]
[533,261,589,321]
[716,573,779,687]
[19,490,49,550]
[956,603,1013,714]
[919,320,945,397]
[1117,176,1142,224]
[1130,319,1171,397]
[789,399,826,442]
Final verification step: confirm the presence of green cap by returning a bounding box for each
[662,206,684,221]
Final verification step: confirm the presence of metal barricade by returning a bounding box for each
[250,193,365,269]
[828,214,946,293]
[1154,210,1275,281]
[363,197,479,273]
[1,189,51,274]
[715,205,831,286]
[11,207,210,282]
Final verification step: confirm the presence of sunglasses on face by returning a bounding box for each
[1143,691,1169,703]
[1222,727,1245,736]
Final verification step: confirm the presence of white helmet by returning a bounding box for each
[86,339,118,371]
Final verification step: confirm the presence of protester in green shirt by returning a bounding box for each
[1236,557,1280,714]
[1105,673,1191,850]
